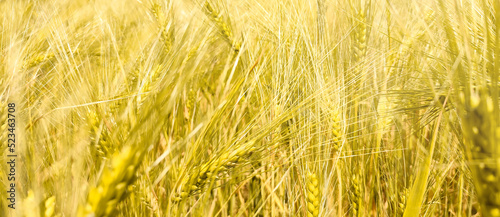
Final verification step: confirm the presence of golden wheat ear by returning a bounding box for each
[306,172,320,217]
[78,146,145,217]
[174,139,257,201]
[202,0,240,53]
[350,174,363,217]
[44,195,56,217]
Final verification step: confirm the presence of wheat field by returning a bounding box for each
[1,0,499,216]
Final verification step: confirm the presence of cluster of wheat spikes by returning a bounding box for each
[2,0,500,216]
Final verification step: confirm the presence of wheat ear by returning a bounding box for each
[350,174,362,217]
[24,52,55,69]
[203,0,240,52]
[174,139,257,201]
[306,172,320,217]
[151,3,172,53]
[332,110,342,151]
[353,8,367,63]
[44,196,56,217]
[78,146,145,217]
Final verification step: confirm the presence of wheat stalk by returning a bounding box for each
[460,91,500,217]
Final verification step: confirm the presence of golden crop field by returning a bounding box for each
[1,0,499,216]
